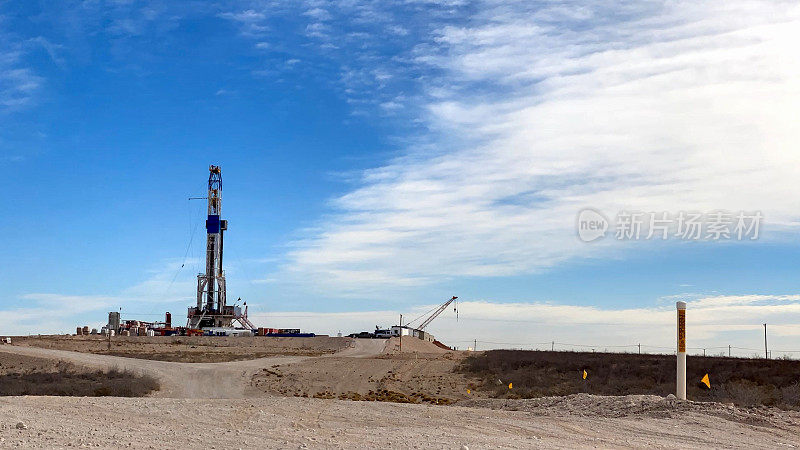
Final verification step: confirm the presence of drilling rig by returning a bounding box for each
[187,165,255,329]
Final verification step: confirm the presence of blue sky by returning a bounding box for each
[3,1,800,355]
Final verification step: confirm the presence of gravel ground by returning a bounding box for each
[2,394,799,449]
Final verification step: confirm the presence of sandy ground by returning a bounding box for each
[254,337,477,401]
[2,338,800,448]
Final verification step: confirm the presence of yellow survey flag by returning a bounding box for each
[508,382,513,389]
[701,374,710,389]
[467,389,471,394]
[582,370,587,380]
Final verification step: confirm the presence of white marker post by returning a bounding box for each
[676,301,687,400]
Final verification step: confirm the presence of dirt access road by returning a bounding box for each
[2,339,800,448]
[0,338,386,398]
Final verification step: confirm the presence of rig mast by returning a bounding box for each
[187,165,254,329]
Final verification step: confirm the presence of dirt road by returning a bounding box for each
[0,339,387,398]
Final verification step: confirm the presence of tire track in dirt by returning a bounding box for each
[0,338,387,399]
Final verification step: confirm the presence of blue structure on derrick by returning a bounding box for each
[187,165,253,329]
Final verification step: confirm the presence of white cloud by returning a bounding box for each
[217,1,446,110]
[249,294,800,358]
[219,9,266,23]
[282,1,800,294]
[218,9,268,36]
[0,45,42,110]
[303,7,331,21]
[0,259,198,335]
[26,36,64,65]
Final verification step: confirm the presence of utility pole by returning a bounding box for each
[702,348,706,357]
[399,314,403,353]
[474,339,477,351]
[728,345,731,357]
[638,343,641,355]
[764,323,768,359]
[551,341,554,351]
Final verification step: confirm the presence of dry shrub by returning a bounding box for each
[718,380,775,407]
[779,382,800,407]
[320,389,453,405]
[459,350,800,408]
[0,364,159,397]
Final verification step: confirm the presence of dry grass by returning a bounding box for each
[459,350,800,408]
[14,335,344,363]
[0,362,159,397]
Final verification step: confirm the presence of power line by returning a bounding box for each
[448,339,800,358]
[164,200,204,295]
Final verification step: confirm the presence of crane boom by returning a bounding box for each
[418,296,458,330]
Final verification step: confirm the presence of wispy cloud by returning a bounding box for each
[1,0,193,115]
[250,294,800,357]
[0,37,43,111]
[218,9,269,37]
[0,259,198,335]
[277,1,800,294]
[217,0,464,114]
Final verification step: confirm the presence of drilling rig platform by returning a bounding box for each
[187,165,255,330]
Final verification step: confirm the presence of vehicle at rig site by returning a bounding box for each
[374,329,393,338]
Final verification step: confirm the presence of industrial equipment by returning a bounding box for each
[187,165,255,329]
[416,296,458,330]
[107,311,120,333]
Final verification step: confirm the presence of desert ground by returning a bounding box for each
[11,334,348,362]
[1,335,799,448]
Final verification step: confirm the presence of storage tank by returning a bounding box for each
[108,312,121,332]
[82,326,90,335]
